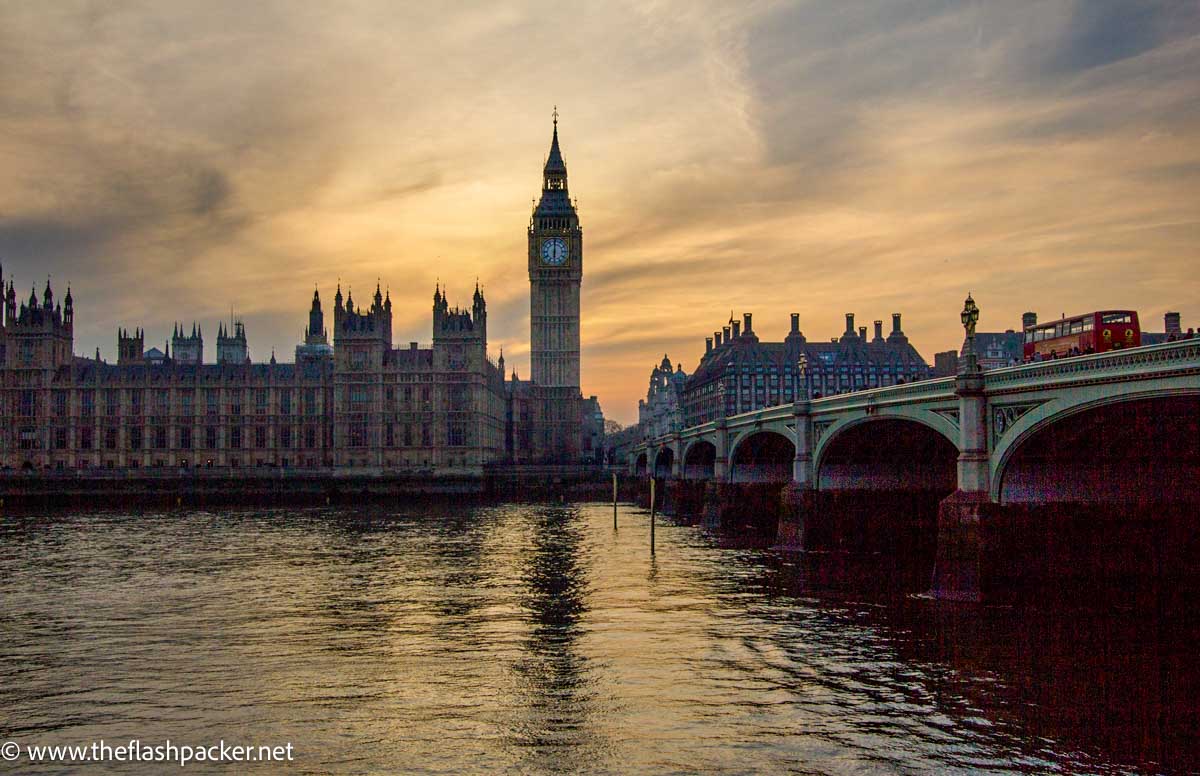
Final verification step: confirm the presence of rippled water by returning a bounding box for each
[1,503,1196,774]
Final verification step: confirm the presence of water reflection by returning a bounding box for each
[509,505,606,771]
[0,503,1194,774]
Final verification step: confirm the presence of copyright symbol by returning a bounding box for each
[1,741,19,761]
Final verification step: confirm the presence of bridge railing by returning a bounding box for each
[984,338,1200,390]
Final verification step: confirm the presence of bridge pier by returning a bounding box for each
[663,478,707,519]
[930,369,992,601]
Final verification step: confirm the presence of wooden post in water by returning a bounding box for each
[612,472,618,529]
[649,477,656,554]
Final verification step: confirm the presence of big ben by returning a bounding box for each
[528,111,583,458]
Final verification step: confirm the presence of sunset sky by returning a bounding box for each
[1,1,1198,425]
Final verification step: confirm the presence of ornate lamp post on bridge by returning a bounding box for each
[960,293,980,375]
[955,293,989,495]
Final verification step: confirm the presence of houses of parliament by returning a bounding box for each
[0,121,601,472]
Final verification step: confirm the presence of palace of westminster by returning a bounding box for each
[0,120,603,472]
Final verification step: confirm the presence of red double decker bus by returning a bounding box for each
[1023,310,1140,360]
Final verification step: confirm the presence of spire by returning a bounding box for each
[544,107,567,179]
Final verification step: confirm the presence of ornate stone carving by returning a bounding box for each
[992,402,1041,439]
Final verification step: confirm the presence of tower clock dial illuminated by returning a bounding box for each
[540,237,568,266]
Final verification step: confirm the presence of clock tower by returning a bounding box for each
[527,112,583,460]
[529,112,582,389]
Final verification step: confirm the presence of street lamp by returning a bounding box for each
[960,293,980,373]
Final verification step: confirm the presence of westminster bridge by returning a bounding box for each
[630,338,1200,602]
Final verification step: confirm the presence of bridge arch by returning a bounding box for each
[993,390,1200,503]
[653,447,675,478]
[682,439,716,480]
[729,430,795,483]
[815,415,958,492]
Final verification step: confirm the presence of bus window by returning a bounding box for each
[1102,313,1131,324]
[1024,331,1033,344]
[1083,319,1094,331]
[1070,320,1083,334]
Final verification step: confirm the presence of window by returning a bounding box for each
[55,427,68,449]
[180,390,194,417]
[280,426,292,449]
[305,426,316,449]
[305,389,317,415]
[230,427,242,449]
[156,390,169,415]
[130,390,142,415]
[129,427,142,450]
[154,427,167,449]
[256,389,268,414]
[81,390,94,417]
[180,427,192,450]
[206,390,218,416]
[80,427,93,450]
[19,389,36,418]
[386,423,394,447]
[206,426,218,449]
[255,426,266,448]
[280,390,292,415]
[1101,313,1132,325]
[349,423,366,447]
[105,427,118,450]
[54,391,68,417]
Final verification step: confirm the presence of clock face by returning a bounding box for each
[540,237,568,266]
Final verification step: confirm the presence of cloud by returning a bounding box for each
[0,0,1197,424]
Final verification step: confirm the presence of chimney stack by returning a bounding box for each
[732,320,741,338]
[892,313,902,333]
[873,320,883,341]
[1022,311,1037,330]
[859,326,867,340]
[705,337,713,353]
[743,312,752,334]
[410,341,417,351]
[1165,311,1181,335]
[845,313,855,335]
[714,331,722,347]
[722,325,731,342]
[790,313,799,333]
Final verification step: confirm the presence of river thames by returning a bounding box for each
[1,502,1195,774]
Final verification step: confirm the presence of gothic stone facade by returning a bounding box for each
[0,273,507,472]
[0,120,595,471]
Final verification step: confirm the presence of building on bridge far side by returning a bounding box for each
[638,353,688,439]
[682,311,931,427]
